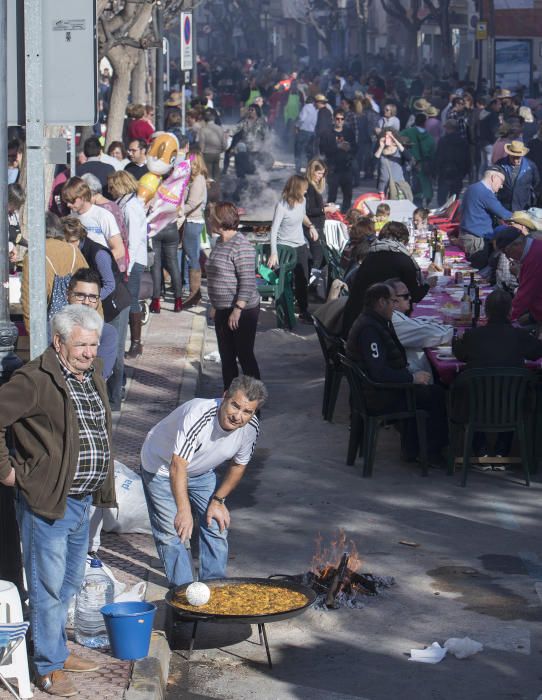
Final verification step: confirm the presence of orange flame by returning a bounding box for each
[310,529,363,574]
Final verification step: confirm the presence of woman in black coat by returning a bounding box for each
[342,221,433,337]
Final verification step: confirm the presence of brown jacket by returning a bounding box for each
[0,347,116,519]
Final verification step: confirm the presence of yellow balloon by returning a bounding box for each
[137,172,161,203]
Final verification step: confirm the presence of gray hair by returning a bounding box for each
[225,375,268,407]
[50,305,103,343]
[81,172,102,194]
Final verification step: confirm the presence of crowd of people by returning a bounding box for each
[4,51,542,697]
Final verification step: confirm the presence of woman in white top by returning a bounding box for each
[268,175,317,323]
[375,103,401,136]
[179,152,208,309]
[108,170,148,357]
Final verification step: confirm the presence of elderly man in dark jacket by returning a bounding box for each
[0,305,116,698]
[346,283,448,463]
[496,141,540,212]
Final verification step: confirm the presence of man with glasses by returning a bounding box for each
[386,278,453,376]
[124,139,149,181]
[459,166,512,270]
[346,283,448,464]
[495,226,542,328]
[320,108,356,212]
[67,268,118,380]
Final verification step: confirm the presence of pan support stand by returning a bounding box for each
[258,623,273,669]
[187,620,199,658]
[185,620,273,668]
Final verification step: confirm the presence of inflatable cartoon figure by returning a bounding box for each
[137,131,193,237]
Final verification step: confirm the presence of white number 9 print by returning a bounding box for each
[370,342,379,358]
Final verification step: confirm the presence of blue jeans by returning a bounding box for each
[126,262,145,313]
[141,468,228,587]
[107,305,130,410]
[182,221,203,272]
[16,493,92,675]
[294,130,314,172]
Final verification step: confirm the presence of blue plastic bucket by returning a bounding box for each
[100,601,157,660]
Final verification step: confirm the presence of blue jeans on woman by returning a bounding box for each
[140,468,228,587]
[16,493,92,676]
[182,221,203,272]
[126,262,145,312]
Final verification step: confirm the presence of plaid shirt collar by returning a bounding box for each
[56,353,96,383]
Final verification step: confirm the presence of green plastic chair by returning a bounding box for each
[321,241,345,286]
[447,367,536,487]
[257,244,297,329]
[313,317,346,422]
[339,355,429,477]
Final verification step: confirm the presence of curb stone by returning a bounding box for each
[124,632,171,700]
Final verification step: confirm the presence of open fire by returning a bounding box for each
[304,530,394,610]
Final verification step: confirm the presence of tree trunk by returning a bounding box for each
[131,50,148,105]
[404,23,419,70]
[106,47,139,146]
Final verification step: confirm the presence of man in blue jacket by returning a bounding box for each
[496,140,540,212]
[459,165,512,269]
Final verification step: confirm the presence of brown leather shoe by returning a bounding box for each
[35,670,77,697]
[64,653,100,673]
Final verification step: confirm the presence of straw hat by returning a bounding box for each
[413,98,431,112]
[165,91,182,107]
[509,211,538,231]
[314,94,328,103]
[495,88,513,99]
[504,140,529,157]
[425,105,439,117]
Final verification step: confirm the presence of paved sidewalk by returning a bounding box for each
[0,298,207,700]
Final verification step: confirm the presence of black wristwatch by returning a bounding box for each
[234,303,243,311]
[212,495,226,505]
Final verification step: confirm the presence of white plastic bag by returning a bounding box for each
[102,461,152,535]
[114,581,147,603]
[444,637,483,659]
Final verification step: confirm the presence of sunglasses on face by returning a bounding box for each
[396,293,411,299]
[335,117,345,121]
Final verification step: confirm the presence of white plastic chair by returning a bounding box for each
[0,581,32,699]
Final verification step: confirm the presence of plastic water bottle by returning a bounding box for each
[75,558,114,648]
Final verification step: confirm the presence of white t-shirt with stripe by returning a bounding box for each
[140,398,259,478]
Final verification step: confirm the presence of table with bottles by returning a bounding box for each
[410,228,494,384]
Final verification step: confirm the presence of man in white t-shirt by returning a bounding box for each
[62,176,125,266]
[140,375,267,587]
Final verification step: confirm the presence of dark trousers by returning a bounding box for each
[328,168,353,212]
[151,224,183,298]
[214,305,261,390]
[437,176,464,207]
[293,244,310,313]
[392,384,448,458]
